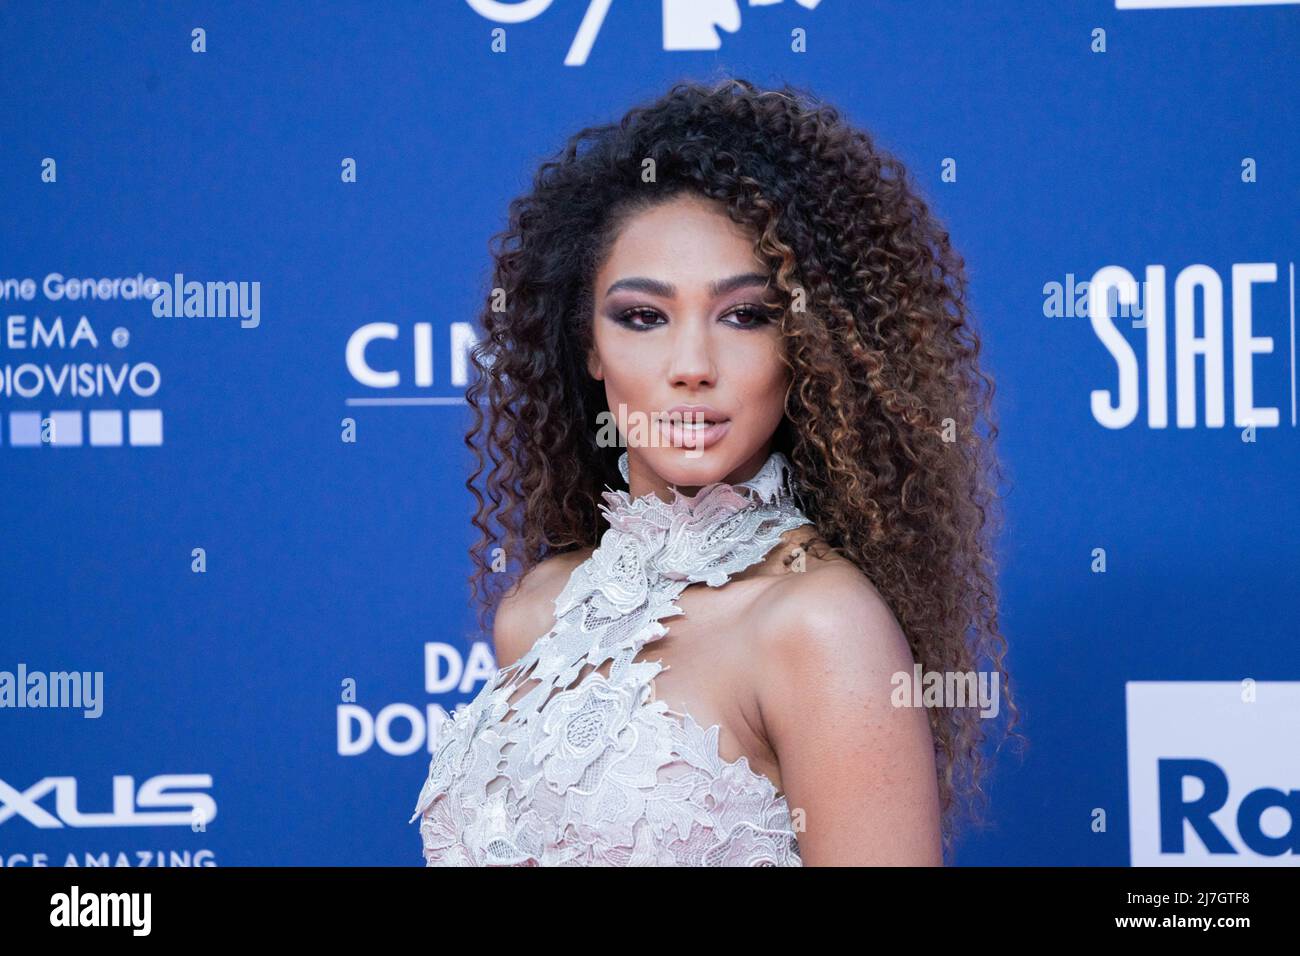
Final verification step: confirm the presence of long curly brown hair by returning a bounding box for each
[462,76,1018,861]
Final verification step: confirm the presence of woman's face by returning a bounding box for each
[587,192,791,499]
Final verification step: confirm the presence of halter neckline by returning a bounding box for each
[603,449,804,523]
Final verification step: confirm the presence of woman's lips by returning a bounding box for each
[656,416,732,450]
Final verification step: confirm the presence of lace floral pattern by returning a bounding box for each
[410,451,813,866]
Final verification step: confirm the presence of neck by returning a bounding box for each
[626,444,776,504]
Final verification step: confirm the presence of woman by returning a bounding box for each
[411,77,1015,866]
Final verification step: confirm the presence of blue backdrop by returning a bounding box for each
[2,0,1297,867]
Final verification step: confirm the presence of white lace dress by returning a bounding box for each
[410,450,813,865]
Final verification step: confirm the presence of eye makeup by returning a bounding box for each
[604,301,777,332]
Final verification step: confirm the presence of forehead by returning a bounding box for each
[598,195,763,287]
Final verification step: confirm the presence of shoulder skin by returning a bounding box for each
[749,550,945,865]
[491,549,592,668]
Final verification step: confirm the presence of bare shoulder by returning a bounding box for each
[492,547,593,668]
[746,536,943,865]
[751,543,916,697]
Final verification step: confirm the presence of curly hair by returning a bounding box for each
[462,76,1019,862]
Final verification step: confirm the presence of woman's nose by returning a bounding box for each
[667,320,716,389]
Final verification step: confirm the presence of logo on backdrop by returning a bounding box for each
[1,271,259,447]
[0,773,218,866]
[1051,261,1298,430]
[1,274,165,449]
[344,321,479,407]
[466,0,823,66]
[1126,681,1299,866]
[337,641,498,756]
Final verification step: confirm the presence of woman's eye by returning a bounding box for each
[725,304,774,328]
[614,308,665,330]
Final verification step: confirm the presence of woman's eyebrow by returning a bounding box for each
[605,276,675,298]
[709,272,769,297]
[604,272,768,299]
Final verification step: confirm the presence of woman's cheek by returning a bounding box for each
[603,376,654,425]
[730,353,788,401]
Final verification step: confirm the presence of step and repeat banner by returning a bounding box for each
[2,1,1297,866]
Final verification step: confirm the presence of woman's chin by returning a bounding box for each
[641,447,733,488]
